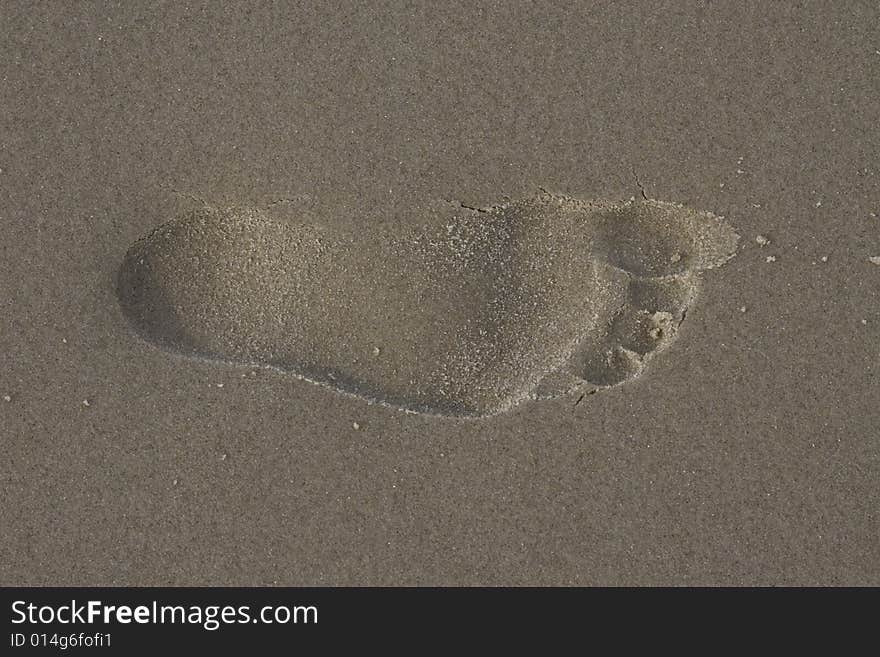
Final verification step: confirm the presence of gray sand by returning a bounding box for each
[1,2,878,585]
[117,196,736,416]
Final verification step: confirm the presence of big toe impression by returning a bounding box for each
[592,200,739,277]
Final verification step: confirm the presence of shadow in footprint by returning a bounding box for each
[117,195,738,417]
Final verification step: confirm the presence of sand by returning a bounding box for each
[117,196,736,416]
[1,2,878,585]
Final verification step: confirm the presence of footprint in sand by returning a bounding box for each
[117,194,738,417]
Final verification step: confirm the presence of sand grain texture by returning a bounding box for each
[1,2,878,585]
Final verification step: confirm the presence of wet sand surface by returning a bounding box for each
[1,2,878,584]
